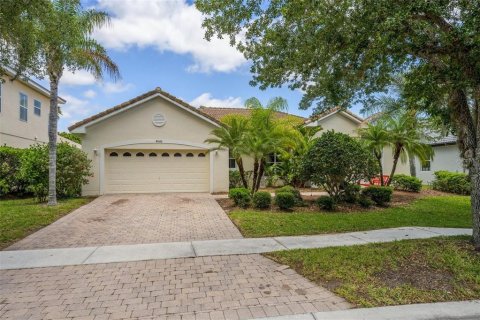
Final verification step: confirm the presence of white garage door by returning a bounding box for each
[105,149,210,193]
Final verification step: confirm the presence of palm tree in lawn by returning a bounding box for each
[358,121,390,186]
[39,0,120,205]
[244,97,300,193]
[205,115,250,188]
[384,112,434,186]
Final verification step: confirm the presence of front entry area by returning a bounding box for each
[104,149,210,193]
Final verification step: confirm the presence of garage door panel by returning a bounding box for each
[105,149,210,193]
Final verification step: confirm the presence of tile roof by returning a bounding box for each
[68,88,222,131]
[198,107,307,122]
[427,134,457,146]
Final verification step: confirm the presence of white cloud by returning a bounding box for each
[59,94,91,119]
[101,81,134,94]
[83,89,97,98]
[94,0,245,73]
[62,70,97,86]
[190,93,243,108]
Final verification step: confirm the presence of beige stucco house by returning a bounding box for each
[0,69,78,148]
[69,88,230,195]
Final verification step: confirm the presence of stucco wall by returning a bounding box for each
[415,144,465,183]
[78,95,229,195]
[310,112,361,137]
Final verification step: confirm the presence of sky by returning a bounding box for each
[52,0,362,131]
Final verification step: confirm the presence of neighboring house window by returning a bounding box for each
[421,160,431,171]
[19,93,28,121]
[34,99,41,116]
[229,152,236,169]
[267,153,281,165]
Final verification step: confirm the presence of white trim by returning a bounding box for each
[209,151,214,193]
[70,92,220,133]
[97,139,214,195]
[309,110,363,126]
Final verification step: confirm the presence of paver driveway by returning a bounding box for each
[7,193,242,250]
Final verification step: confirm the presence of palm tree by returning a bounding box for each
[358,122,390,185]
[384,113,434,186]
[205,115,250,188]
[39,0,120,205]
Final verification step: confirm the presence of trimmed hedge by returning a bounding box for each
[0,146,26,196]
[342,183,361,203]
[228,187,251,208]
[275,185,303,205]
[252,191,272,209]
[432,171,470,195]
[361,186,393,206]
[274,192,295,210]
[391,174,422,192]
[316,195,336,211]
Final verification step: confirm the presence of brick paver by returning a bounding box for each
[7,193,242,250]
[0,254,351,320]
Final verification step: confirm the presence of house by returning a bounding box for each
[415,135,465,183]
[0,69,76,148]
[69,88,231,195]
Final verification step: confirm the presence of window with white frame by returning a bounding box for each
[267,153,281,165]
[228,152,236,169]
[421,160,431,171]
[34,99,41,116]
[19,93,28,121]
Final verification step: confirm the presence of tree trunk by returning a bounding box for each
[236,157,249,188]
[255,159,265,192]
[387,145,402,186]
[409,155,417,177]
[375,151,384,186]
[471,160,480,250]
[251,157,259,194]
[47,75,59,206]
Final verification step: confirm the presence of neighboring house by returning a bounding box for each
[69,88,230,195]
[415,135,465,183]
[0,69,78,148]
[305,106,364,137]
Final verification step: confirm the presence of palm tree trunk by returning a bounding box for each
[236,157,248,188]
[409,155,417,177]
[47,75,59,206]
[375,151,384,186]
[252,157,259,194]
[387,145,402,186]
[471,160,480,250]
[255,159,265,192]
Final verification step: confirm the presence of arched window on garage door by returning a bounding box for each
[161,152,170,157]
[198,153,206,157]
[174,152,182,157]
[149,152,157,157]
[186,153,194,157]
[109,152,118,157]
[123,152,131,157]
[136,152,144,157]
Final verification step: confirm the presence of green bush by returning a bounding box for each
[302,131,378,200]
[275,185,303,205]
[252,191,272,209]
[229,170,243,188]
[316,195,336,211]
[0,146,26,196]
[274,192,295,210]
[342,183,361,203]
[58,132,81,144]
[358,194,374,208]
[361,186,393,206]
[20,143,92,201]
[228,187,251,208]
[432,170,471,195]
[391,174,422,192]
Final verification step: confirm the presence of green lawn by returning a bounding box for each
[0,197,94,249]
[266,237,480,307]
[229,196,471,237]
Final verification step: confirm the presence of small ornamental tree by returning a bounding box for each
[302,131,378,200]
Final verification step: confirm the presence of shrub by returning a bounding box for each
[252,191,272,209]
[361,186,393,206]
[358,194,374,208]
[0,146,26,196]
[432,171,471,195]
[342,183,361,203]
[316,195,336,211]
[274,192,295,210]
[275,185,303,205]
[20,143,92,201]
[229,170,243,188]
[391,174,422,192]
[58,132,81,144]
[302,131,378,200]
[228,187,251,208]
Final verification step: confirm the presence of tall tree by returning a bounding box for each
[39,0,119,205]
[196,1,480,249]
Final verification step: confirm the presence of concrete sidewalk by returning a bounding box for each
[253,300,480,320]
[0,227,471,270]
